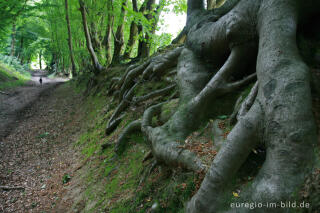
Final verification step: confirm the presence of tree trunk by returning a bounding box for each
[19,37,24,64]
[122,0,139,60]
[65,0,77,77]
[39,50,42,70]
[90,22,102,53]
[137,0,164,58]
[104,0,114,65]
[111,0,128,64]
[206,0,216,9]
[10,19,17,57]
[79,0,104,73]
[122,21,138,60]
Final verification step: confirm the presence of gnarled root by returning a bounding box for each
[118,47,183,101]
[230,81,258,125]
[187,102,262,212]
[137,40,257,172]
[186,0,318,212]
[132,84,176,104]
[105,47,183,135]
[105,83,138,135]
[114,120,142,154]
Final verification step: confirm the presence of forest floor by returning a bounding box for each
[0,73,85,212]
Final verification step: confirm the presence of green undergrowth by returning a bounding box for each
[71,74,199,212]
[0,62,30,90]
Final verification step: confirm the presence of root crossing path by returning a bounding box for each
[0,72,84,212]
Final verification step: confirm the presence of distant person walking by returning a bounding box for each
[39,77,42,85]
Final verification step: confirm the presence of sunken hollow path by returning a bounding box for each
[0,75,85,212]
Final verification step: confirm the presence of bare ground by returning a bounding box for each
[0,73,85,212]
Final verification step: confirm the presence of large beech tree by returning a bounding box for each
[112,0,320,212]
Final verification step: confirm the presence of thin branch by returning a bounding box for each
[0,185,24,190]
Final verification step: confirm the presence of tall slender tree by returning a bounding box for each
[79,0,104,73]
[111,0,128,64]
[65,0,77,77]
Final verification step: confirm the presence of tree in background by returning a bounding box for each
[65,0,77,77]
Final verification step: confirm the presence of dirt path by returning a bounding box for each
[0,70,67,139]
[0,74,85,212]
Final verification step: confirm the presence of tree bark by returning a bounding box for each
[206,0,216,9]
[19,37,24,64]
[89,22,101,52]
[65,0,77,77]
[39,50,42,70]
[137,0,164,58]
[122,0,139,60]
[112,0,128,64]
[10,18,17,57]
[79,0,104,73]
[183,0,319,212]
[104,0,114,65]
[113,0,319,212]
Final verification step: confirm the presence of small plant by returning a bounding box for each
[62,174,71,184]
[37,132,50,138]
[31,202,37,208]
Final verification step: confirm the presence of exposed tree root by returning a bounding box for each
[230,81,258,124]
[142,150,153,163]
[139,159,158,185]
[114,41,257,173]
[229,94,245,125]
[114,120,142,154]
[105,48,184,135]
[237,81,258,120]
[184,0,318,212]
[105,114,125,135]
[105,0,318,211]
[133,84,176,104]
[105,83,138,134]
[187,102,263,212]
[117,47,183,102]
[118,63,149,100]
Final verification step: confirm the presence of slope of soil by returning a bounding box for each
[0,63,30,90]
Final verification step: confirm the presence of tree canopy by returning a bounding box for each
[0,0,188,74]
